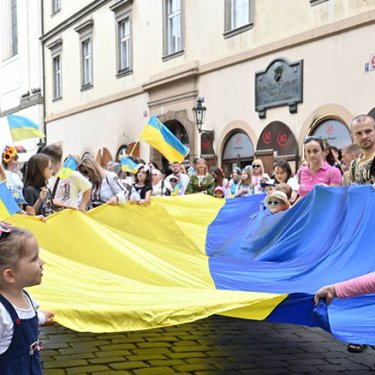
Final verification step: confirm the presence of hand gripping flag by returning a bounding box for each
[0,182,20,220]
[57,156,78,179]
[121,157,139,174]
[7,114,45,142]
[140,115,189,163]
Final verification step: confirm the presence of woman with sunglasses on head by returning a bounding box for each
[251,159,270,194]
[298,136,342,199]
[1,146,27,208]
[23,154,55,217]
[78,157,128,208]
[0,222,54,374]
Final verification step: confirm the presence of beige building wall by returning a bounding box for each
[41,0,375,164]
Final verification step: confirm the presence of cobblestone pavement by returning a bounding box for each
[41,315,375,375]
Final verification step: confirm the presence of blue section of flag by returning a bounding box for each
[0,181,20,219]
[206,185,375,344]
[7,114,40,129]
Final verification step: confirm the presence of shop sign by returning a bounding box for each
[222,132,254,160]
[257,121,298,156]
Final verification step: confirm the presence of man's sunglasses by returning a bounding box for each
[0,221,12,240]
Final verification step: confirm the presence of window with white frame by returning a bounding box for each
[53,55,62,99]
[167,0,181,54]
[74,20,94,89]
[0,0,18,60]
[224,0,252,37]
[163,0,183,58]
[52,0,61,13]
[110,1,133,77]
[118,17,131,72]
[81,38,92,87]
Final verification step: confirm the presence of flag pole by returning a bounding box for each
[129,140,139,156]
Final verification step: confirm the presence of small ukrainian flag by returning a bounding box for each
[57,156,78,179]
[0,182,20,220]
[121,157,139,174]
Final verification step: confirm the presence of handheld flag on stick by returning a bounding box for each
[0,182,20,220]
[140,115,189,163]
[7,114,45,141]
[121,157,139,174]
[57,156,78,179]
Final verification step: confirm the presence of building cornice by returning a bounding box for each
[45,86,143,122]
[41,0,109,44]
[200,9,375,75]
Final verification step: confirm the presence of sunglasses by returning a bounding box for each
[170,179,178,183]
[304,135,323,144]
[0,221,12,240]
[268,200,283,206]
[252,165,261,168]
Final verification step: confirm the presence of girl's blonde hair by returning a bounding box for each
[239,168,253,187]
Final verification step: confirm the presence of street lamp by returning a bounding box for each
[192,97,206,133]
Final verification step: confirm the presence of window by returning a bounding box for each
[110,0,133,77]
[163,0,184,59]
[81,38,92,87]
[118,18,131,72]
[53,55,62,99]
[1,0,18,60]
[74,20,94,90]
[52,0,61,13]
[224,0,253,38]
[309,0,329,5]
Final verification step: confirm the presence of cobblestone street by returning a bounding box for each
[41,315,374,374]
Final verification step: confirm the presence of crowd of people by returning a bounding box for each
[0,113,375,372]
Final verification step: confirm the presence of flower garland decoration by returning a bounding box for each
[2,146,17,164]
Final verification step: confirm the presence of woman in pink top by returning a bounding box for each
[298,136,342,198]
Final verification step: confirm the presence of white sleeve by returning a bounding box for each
[287,177,300,191]
[0,304,13,354]
[70,172,92,193]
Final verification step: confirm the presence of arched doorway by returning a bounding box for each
[221,130,254,177]
[309,118,352,149]
[257,121,298,174]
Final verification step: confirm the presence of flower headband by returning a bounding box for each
[2,146,17,163]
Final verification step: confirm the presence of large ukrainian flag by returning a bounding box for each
[7,185,375,345]
[140,115,189,163]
